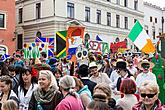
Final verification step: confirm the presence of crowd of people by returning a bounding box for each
[0,50,165,110]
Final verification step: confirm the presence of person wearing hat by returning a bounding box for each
[78,64,97,95]
[55,75,83,110]
[127,60,138,78]
[136,59,157,90]
[89,61,111,85]
[111,60,134,94]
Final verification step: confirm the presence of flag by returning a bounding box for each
[128,21,155,54]
[66,26,85,57]
[56,31,67,58]
[96,35,102,41]
[35,37,55,57]
[0,54,10,61]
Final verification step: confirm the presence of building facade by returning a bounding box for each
[16,0,144,51]
[143,2,165,44]
[0,0,16,55]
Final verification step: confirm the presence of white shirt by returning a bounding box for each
[116,94,138,110]
[127,66,137,75]
[110,70,120,83]
[136,72,157,88]
[90,72,111,84]
[18,84,38,110]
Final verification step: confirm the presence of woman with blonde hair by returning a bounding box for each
[2,100,18,110]
[28,70,63,110]
[133,80,165,110]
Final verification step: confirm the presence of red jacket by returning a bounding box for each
[132,99,165,110]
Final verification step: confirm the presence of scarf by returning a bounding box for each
[34,85,56,103]
[141,101,158,110]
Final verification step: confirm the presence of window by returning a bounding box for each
[116,0,120,5]
[36,3,41,19]
[107,12,111,26]
[146,30,149,34]
[150,16,152,22]
[155,18,157,23]
[97,10,101,24]
[67,2,74,18]
[85,7,90,22]
[124,17,128,29]
[134,0,138,10]
[0,13,5,28]
[116,15,120,28]
[153,31,155,39]
[18,8,23,23]
[124,0,127,7]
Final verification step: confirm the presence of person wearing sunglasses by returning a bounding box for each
[133,80,165,110]
[136,60,157,92]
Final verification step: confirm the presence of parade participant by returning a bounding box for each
[8,65,20,95]
[61,58,70,76]
[132,81,165,110]
[87,93,109,110]
[52,68,62,86]
[14,53,24,67]
[40,52,49,64]
[2,100,18,110]
[127,60,138,78]
[111,60,134,92]
[24,59,30,67]
[0,62,9,76]
[116,78,138,110]
[0,76,18,108]
[136,59,157,90]
[18,66,38,110]
[101,59,111,77]
[73,77,92,108]
[93,83,123,110]
[89,62,111,85]
[28,70,62,110]
[55,75,83,110]
[78,64,96,95]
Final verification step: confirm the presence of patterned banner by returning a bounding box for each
[23,42,48,59]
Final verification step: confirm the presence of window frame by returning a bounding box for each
[150,16,152,22]
[134,0,138,10]
[124,0,128,7]
[107,12,111,26]
[36,3,41,19]
[18,8,23,23]
[67,2,74,19]
[85,7,90,22]
[155,18,157,23]
[124,17,128,29]
[97,9,101,24]
[0,12,6,29]
[116,14,120,28]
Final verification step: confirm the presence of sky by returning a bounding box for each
[144,0,165,8]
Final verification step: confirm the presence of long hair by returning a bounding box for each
[19,66,37,91]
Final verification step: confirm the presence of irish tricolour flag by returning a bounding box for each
[128,21,155,54]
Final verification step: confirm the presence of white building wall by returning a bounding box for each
[16,0,144,51]
[143,2,164,43]
[42,0,54,17]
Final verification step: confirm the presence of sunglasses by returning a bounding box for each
[141,93,157,98]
